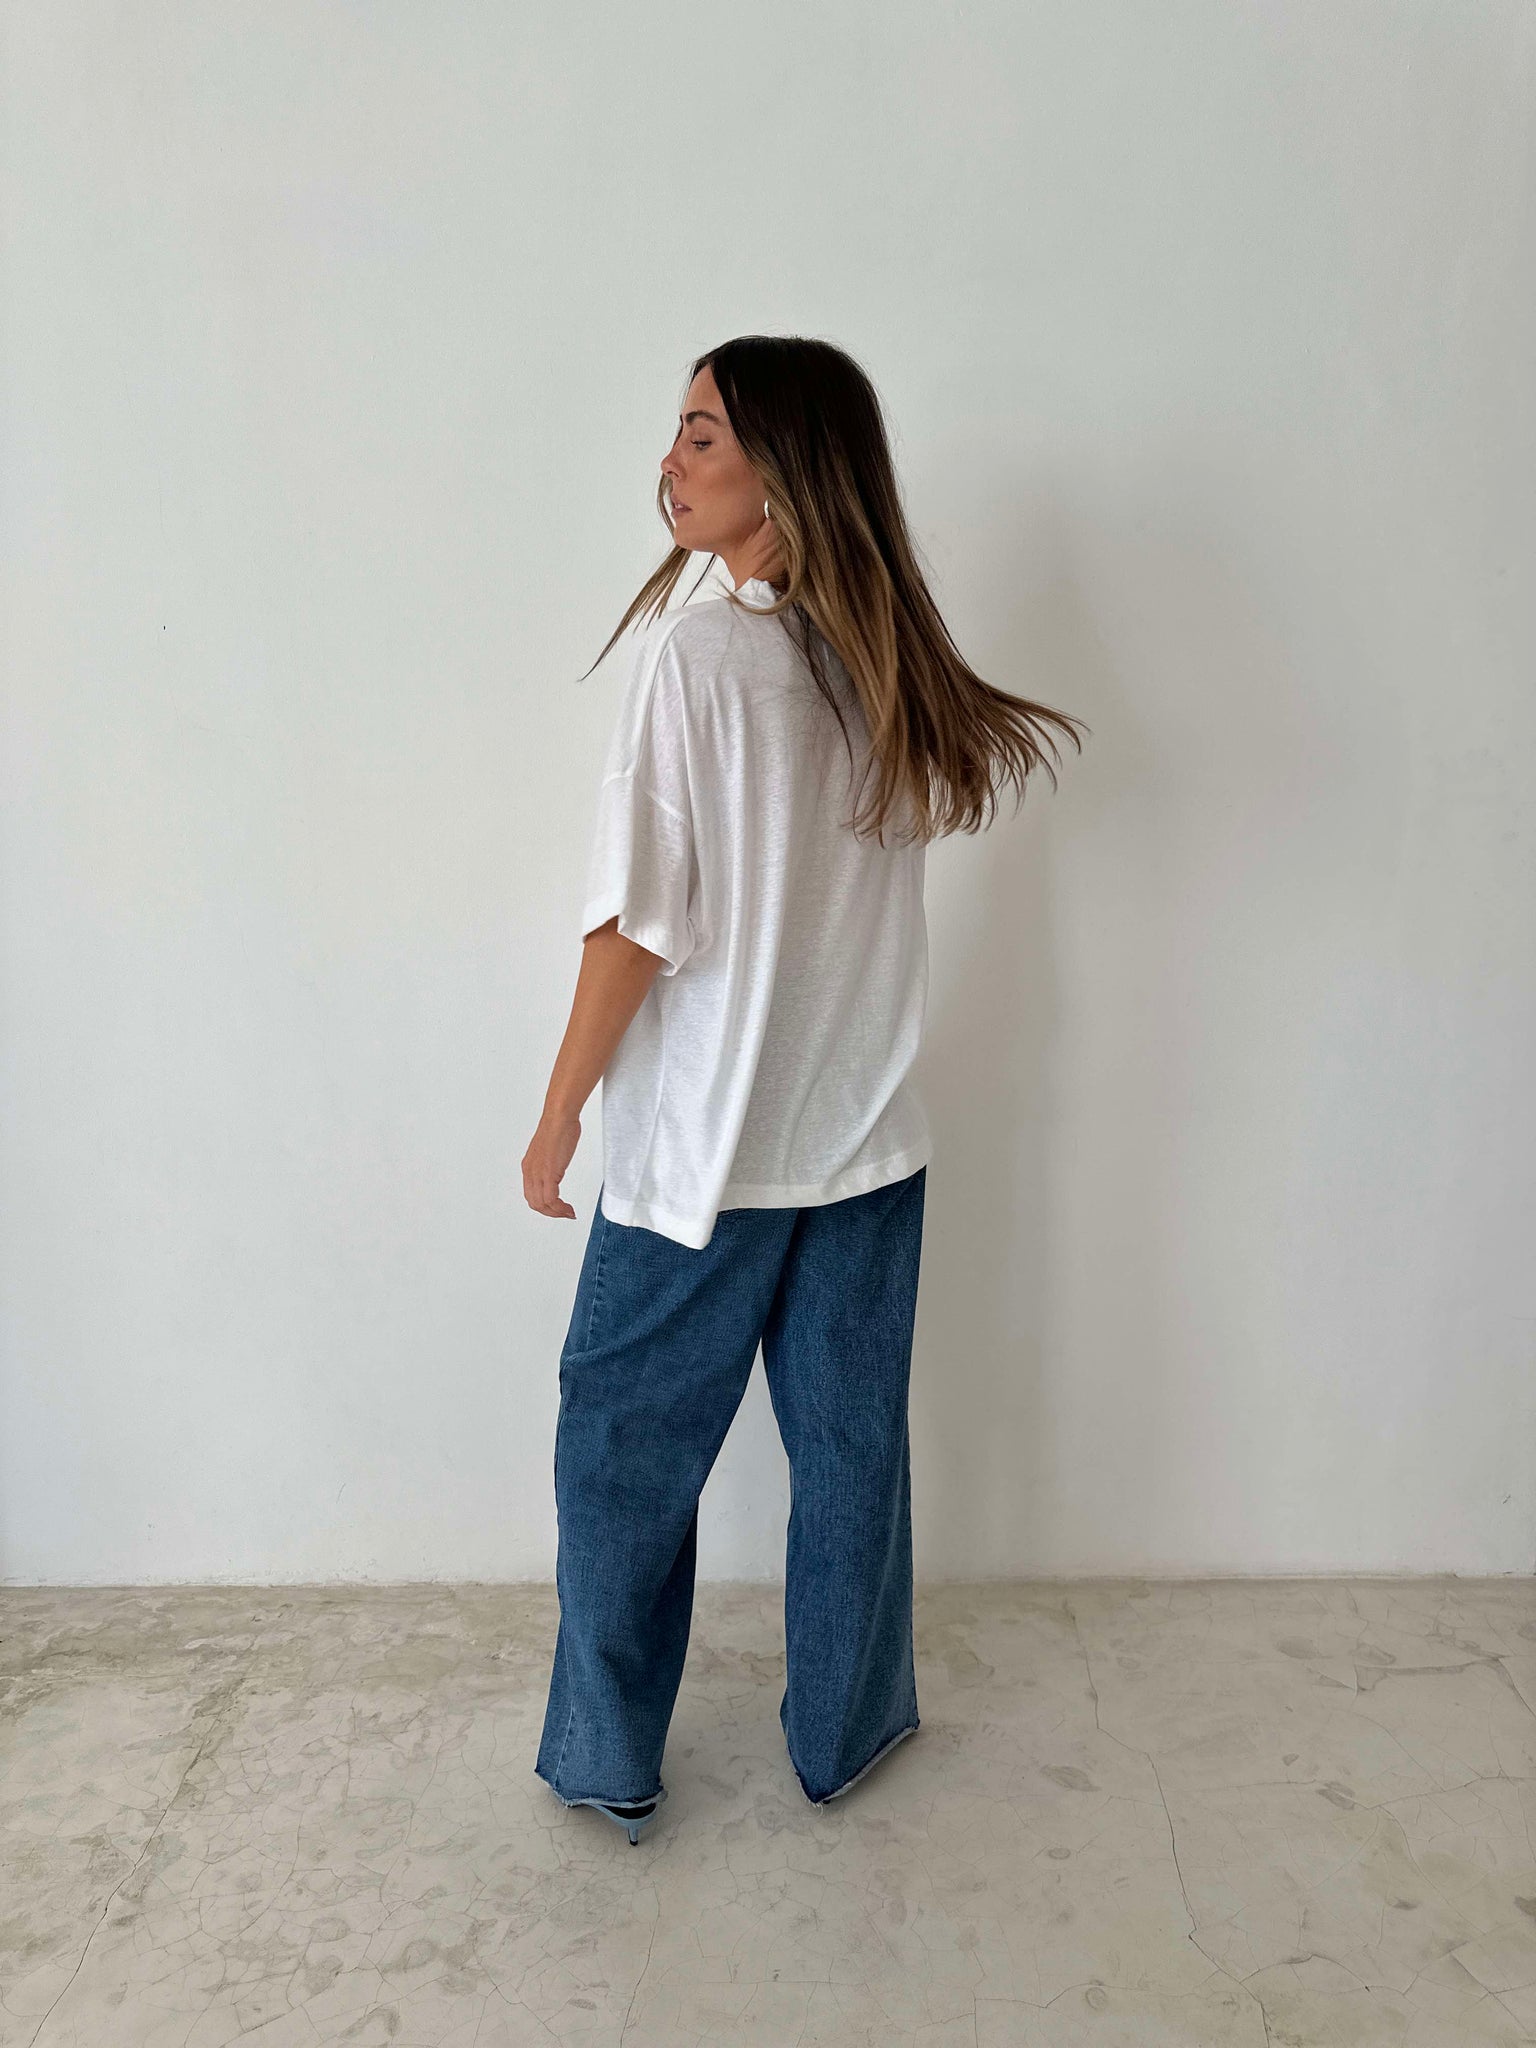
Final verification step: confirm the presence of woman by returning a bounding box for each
[522,334,1085,1844]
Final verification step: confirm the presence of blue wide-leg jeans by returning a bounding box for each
[534,1164,926,1810]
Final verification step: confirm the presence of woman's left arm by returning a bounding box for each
[522,920,664,1219]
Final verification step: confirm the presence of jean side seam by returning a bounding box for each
[582,1216,610,1351]
[550,1698,577,1795]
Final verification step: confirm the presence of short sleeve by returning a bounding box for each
[579,627,698,977]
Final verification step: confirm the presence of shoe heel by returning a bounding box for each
[578,1784,668,1845]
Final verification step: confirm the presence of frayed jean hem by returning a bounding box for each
[793,1719,920,1808]
[534,1765,666,1808]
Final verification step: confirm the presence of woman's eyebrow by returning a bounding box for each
[680,408,724,426]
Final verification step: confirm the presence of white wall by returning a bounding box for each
[3,2,1532,1584]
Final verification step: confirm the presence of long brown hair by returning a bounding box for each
[587,334,1089,846]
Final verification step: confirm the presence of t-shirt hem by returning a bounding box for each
[597,1186,714,1248]
[718,1136,931,1211]
[599,1136,931,1250]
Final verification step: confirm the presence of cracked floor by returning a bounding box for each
[3,1578,1535,2045]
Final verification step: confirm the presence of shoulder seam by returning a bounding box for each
[597,768,688,828]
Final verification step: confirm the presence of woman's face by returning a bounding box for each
[660,364,772,570]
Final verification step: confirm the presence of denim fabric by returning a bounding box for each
[534,1164,927,1809]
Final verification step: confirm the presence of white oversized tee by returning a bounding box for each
[578,567,932,1249]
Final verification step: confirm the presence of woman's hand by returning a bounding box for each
[523,1108,582,1219]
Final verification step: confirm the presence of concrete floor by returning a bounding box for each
[2,1578,1535,2047]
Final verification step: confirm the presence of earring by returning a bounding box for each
[764,498,771,521]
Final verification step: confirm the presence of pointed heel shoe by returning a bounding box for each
[574,1784,668,1845]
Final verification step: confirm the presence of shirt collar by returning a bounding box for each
[688,558,782,609]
